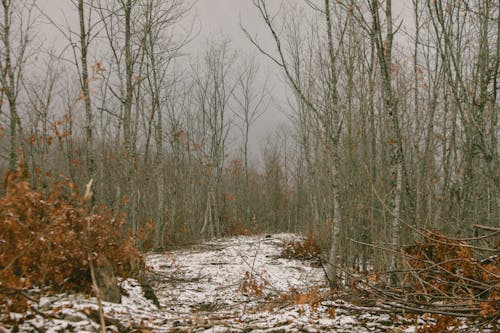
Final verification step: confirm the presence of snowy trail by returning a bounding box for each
[147,234,325,314]
[4,234,490,332]
[139,233,399,332]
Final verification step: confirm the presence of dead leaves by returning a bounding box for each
[399,230,500,323]
[479,300,497,318]
[404,231,498,301]
[0,165,143,315]
[417,314,461,333]
[238,271,268,297]
[281,234,322,264]
[266,286,327,314]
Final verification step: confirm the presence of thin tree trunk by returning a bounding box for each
[1,0,21,171]
[324,0,343,289]
[78,0,96,196]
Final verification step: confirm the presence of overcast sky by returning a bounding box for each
[36,0,412,156]
[191,0,292,152]
[189,0,411,153]
[37,0,293,156]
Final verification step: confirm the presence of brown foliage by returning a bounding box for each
[228,218,252,236]
[403,230,499,319]
[281,234,321,264]
[265,286,326,314]
[417,314,461,333]
[405,231,498,297]
[279,287,323,312]
[0,166,143,315]
[239,271,269,297]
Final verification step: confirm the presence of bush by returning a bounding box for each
[401,230,499,321]
[0,166,143,314]
[281,234,321,264]
[404,231,499,301]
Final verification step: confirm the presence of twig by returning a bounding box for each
[239,236,262,318]
[336,264,493,319]
[473,224,500,232]
[379,302,483,318]
[84,179,106,333]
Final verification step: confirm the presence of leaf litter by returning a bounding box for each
[1,233,495,332]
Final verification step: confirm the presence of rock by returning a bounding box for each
[63,314,86,322]
[141,281,160,308]
[95,256,121,303]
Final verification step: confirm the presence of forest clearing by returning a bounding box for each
[2,233,497,332]
[1,0,498,331]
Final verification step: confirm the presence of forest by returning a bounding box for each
[0,0,498,332]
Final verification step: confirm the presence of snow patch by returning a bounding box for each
[2,233,494,332]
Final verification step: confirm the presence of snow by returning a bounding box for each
[1,233,495,332]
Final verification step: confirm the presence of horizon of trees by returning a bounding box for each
[1,0,498,288]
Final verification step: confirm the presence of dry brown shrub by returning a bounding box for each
[404,231,498,299]
[270,287,324,313]
[403,230,499,321]
[238,271,269,297]
[228,219,252,236]
[416,314,461,333]
[281,234,321,264]
[0,166,143,315]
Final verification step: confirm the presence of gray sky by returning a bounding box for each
[38,0,290,156]
[36,0,412,156]
[188,0,412,153]
[191,0,291,153]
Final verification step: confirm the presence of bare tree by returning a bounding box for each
[96,0,143,232]
[76,0,97,192]
[0,0,36,170]
[245,0,346,288]
[194,40,236,237]
[22,54,59,186]
[425,0,499,230]
[232,56,267,224]
[138,0,191,248]
[367,0,403,285]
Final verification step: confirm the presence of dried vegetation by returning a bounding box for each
[0,166,143,318]
[350,228,499,330]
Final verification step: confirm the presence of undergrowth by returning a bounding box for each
[351,229,499,330]
[281,234,322,265]
[403,230,499,319]
[0,165,143,316]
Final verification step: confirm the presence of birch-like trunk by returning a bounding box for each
[324,0,343,289]
[1,0,21,171]
[77,0,96,194]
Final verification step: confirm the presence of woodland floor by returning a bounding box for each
[1,234,495,332]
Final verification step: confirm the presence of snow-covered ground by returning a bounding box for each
[1,234,494,332]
